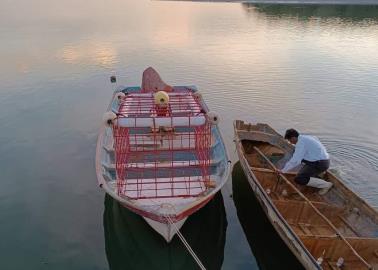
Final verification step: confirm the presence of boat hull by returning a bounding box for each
[234,120,378,270]
[96,83,231,242]
[118,194,215,224]
[144,217,187,242]
[118,194,215,242]
[236,149,319,269]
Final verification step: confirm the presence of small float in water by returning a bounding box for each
[234,120,378,270]
[96,67,231,242]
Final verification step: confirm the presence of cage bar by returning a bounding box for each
[112,90,212,199]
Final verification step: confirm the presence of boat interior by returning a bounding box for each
[100,86,229,203]
[102,126,226,199]
[236,121,378,270]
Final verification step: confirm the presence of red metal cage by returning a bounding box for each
[112,90,212,199]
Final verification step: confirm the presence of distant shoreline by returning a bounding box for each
[160,0,378,6]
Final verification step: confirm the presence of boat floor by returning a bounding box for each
[241,138,378,270]
[105,175,219,207]
[118,176,207,198]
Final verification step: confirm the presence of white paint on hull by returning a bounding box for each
[144,217,187,242]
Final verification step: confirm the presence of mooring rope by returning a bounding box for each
[165,214,206,270]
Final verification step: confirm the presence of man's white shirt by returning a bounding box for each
[282,135,329,173]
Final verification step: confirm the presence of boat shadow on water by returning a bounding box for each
[232,162,304,270]
[103,193,227,270]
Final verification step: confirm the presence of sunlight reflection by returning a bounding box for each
[16,62,30,74]
[58,42,118,68]
[60,45,81,64]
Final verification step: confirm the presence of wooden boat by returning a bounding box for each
[234,120,378,270]
[96,67,231,242]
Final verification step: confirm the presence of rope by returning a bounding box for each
[165,214,206,270]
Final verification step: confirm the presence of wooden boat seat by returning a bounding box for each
[300,235,378,269]
[272,198,370,238]
[290,222,335,237]
[274,199,342,226]
[298,223,314,236]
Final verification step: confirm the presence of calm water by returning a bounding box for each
[1,1,378,269]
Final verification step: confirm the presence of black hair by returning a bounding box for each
[284,129,299,140]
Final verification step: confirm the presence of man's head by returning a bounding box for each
[284,128,299,144]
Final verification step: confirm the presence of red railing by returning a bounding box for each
[112,90,211,199]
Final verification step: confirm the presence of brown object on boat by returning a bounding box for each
[234,120,378,270]
[205,180,217,188]
[141,67,173,92]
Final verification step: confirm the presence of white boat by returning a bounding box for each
[96,67,231,242]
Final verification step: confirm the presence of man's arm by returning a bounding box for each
[282,140,305,173]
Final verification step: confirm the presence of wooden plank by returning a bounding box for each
[298,223,313,236]
[300,235,374,269]
[326,170,378,225]
[252,146,372,269]
[338,215,361,237]
[274,199,344,230]
[301,235,378,269]
[250,167,296,175]
[346,238,378,268]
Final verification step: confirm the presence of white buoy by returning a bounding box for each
[336,257,344,267]
[154,91,169,105]
[207,112,219,125]
[103,111,117,126]
[193,92,202,99]
[115,92,126,103]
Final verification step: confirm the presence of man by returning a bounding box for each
[281,129,333,195]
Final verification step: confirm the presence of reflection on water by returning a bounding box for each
[58,43,118,68]
[232,162,304,270]
[103,193,227,270]
[244,4,378,21]
[0,0,378,268]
